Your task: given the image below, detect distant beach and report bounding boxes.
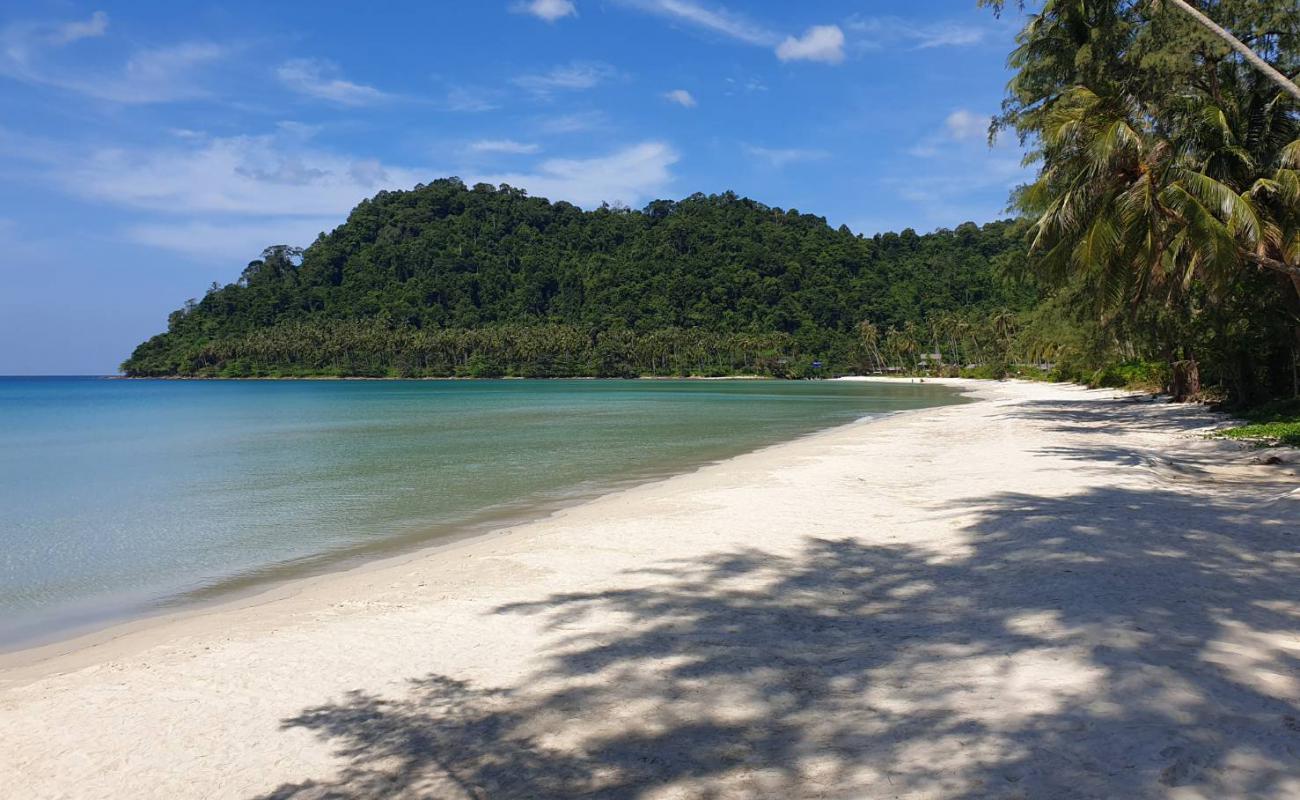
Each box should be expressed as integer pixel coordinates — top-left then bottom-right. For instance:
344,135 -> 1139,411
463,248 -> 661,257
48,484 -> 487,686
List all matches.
2,378 -> 1296,798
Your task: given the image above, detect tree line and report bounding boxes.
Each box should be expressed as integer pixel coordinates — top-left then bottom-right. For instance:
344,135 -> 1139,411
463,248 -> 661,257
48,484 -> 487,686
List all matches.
122,187 -> 1033,379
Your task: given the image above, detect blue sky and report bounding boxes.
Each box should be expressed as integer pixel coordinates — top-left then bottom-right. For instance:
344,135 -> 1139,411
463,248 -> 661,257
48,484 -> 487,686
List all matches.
0,0 -> 1032,374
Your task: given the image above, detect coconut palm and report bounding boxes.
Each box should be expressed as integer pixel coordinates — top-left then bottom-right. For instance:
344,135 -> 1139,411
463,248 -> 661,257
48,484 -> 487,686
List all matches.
1016,80 -> 1300,397
856,321 -> 885,373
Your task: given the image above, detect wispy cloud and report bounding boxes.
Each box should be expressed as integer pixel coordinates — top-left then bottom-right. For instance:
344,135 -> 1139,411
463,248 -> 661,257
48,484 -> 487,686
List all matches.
511,0 -> 577,22
534,110 -> 609,134
468,139 -> 541,154
12,130 -> 430,261
277,58 -> 390,106
881,155 -> 1024,228
723,75 -> 767,94
58,133 -> 421,217
126,217 -> 341,262
8,126 -> 678,258
664,88 -> 696,107
744,145 -> 830,168
907,108 -> 998,157
50,10 -> 109,45
513,61 -> 617,95
615,0 -> 777,46
0,12 -> 227,104
442,84 -> 501,113
944,109 -> 990,141
776,25 -> 845,64
877,107 -> 1027,231
847,16 -> 989,50
476,141 -> 678,208
613,2 -> 844,64
0,10 -> 109,59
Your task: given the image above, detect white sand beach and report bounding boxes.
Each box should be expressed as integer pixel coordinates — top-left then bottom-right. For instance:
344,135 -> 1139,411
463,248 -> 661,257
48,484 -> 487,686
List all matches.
1,378 -> 1297,799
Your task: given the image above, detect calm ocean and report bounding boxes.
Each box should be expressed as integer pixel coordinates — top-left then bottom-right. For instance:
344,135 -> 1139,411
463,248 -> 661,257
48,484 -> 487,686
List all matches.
0,377 -> 961,647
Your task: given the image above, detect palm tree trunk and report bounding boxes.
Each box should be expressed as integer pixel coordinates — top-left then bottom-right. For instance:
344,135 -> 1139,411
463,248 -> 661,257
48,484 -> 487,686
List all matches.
1163,0 -> 1300,102
1170,345 -> 1202,402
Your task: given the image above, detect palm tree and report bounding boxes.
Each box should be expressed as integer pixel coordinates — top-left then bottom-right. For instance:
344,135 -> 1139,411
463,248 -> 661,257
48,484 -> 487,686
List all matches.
856,321 -> 885,373
1017,83 -> 1297,397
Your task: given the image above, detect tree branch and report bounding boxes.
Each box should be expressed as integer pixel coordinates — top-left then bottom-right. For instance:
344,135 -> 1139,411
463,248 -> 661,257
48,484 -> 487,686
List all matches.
1243,252 -> 1300,279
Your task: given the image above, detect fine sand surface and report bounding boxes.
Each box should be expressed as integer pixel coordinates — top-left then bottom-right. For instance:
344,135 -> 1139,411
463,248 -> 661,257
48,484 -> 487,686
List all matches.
2,379 -> 1298,799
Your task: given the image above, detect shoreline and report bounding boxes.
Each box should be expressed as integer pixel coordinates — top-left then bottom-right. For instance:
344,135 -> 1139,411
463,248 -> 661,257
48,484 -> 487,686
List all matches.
0,383 -> 966,678
108,374 -> 806,381
3,378 -> 1297,798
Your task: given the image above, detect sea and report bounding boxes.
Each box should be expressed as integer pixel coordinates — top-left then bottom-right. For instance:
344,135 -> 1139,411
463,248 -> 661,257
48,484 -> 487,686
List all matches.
0,377 -> 962,648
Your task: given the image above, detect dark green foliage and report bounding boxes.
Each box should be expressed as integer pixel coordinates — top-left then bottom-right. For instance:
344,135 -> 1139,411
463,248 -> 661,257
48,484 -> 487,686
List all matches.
1213,397 -> 1300,447
122,181 -> 1031,378
1088,361 -> 1169,391
982,0 -> 1300,405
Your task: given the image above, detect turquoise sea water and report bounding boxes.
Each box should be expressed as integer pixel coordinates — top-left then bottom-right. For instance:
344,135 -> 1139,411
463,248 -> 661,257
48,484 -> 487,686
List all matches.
0,377 -> 961,648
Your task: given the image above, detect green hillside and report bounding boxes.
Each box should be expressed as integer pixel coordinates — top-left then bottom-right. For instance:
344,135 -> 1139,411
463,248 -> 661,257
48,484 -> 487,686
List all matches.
123,179 -> 1031,378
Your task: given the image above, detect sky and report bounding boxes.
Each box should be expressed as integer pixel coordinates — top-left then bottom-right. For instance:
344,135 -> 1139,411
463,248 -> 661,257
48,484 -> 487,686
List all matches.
0,0 -> 1033,374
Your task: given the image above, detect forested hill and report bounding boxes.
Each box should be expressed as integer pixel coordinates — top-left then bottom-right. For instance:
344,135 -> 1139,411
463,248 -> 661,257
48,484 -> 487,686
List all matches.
123,179 -> 1031,378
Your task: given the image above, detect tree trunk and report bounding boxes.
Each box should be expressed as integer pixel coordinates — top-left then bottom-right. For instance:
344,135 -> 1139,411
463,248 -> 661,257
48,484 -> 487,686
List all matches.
1163,0 -> 1300,102
1170,358 -> 1201,402
1294,325 -> 1300,399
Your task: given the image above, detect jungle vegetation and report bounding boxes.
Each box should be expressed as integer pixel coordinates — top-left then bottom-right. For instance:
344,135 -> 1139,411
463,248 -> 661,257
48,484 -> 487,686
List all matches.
121,187 -> 1037,379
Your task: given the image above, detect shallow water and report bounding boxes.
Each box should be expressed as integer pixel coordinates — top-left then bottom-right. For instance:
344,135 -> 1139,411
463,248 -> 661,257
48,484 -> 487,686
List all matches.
0,377 -> 961,647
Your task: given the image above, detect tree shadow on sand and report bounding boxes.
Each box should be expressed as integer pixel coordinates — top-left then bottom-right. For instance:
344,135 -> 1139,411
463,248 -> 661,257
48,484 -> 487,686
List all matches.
258,462 -> 1300,798
1002,396 -> 1224,439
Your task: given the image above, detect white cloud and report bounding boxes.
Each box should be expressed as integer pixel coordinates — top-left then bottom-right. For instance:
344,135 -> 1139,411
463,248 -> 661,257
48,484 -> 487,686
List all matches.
11,131 -> 429,261
59,133 -> 423,217
512,0 -> 577,22
277,58 -> 390,106
615,3 -> 857,65
664,88 -> 696,107
846,16 -> 988,50
0,11 -> 227,104
513,61 -> 616,94
744,145 -> 830,168
776,25 -> 845,64
469,139 -> 541,154
476,141 -> 678,208
907,109 -> 999,157
11,127 -> 678,257
616,0 -> 777,45
945,109 -> 989,141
